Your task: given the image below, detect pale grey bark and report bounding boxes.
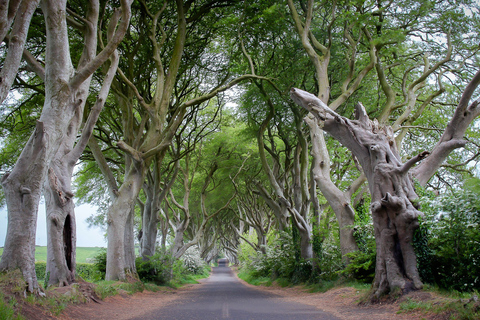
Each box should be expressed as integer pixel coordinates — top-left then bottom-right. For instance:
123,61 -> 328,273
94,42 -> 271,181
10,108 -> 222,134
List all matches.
0,0 -> 76,293
105,163 -> 144,280
43,1 -> 127,286
304,115 -> 363,260
139,157 -> 178,259
0,0 -> 131,291
0,0 -> 40,103
292,88 -> 426,298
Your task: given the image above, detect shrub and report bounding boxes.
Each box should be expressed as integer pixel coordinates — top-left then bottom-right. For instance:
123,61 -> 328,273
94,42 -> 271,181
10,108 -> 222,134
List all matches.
181,246 -> 207,275
239,228 -> 344,285
76,263 -> 102,282
35,262 -> 47,282
341,197 -> 376,283
92,249 -> 107,280
316,232 -> 343,281
341,248 -> 375,283
135,251 -> 174,285
419,179 -> 480,292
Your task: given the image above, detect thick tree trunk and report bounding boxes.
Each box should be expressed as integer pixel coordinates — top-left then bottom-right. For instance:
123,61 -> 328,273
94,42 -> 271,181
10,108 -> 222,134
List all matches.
171,221 -> 187,259
292,88 -> 425,298
124,206 -> 137,274
106,164 -> 144,281
299,226 -> 313,259
44,167 -> 76,287
0,123 -> 48,293
140,197 -> 159,258
0,0 -> 75,292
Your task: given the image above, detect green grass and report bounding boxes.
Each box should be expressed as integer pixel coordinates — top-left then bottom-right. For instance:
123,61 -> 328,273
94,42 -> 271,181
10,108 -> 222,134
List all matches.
237,270 -> 273,286
0,246 -> 105,264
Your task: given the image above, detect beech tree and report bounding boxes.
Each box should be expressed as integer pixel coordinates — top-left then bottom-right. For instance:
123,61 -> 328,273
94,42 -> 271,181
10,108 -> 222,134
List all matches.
86,0 -> 268,280
0,0 -> 132,292
291,68 -> 480,297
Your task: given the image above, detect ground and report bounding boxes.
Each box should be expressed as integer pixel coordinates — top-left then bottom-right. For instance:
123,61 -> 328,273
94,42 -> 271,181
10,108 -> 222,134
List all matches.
2,270 -> 477,320
57,273 -> 451,320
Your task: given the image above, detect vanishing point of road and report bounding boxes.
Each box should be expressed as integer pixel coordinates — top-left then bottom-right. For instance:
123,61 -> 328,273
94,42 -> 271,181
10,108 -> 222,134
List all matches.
132,265 -> 340,320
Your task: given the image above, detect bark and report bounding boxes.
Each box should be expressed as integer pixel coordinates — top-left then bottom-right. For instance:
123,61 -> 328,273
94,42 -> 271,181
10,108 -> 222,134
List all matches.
44,165 -> 76,287
139,195 -> 158,258
0,0 -> 40,104
0,122 -> 47,293
44,4 -> 124,285
124,205 -> 136,275
292,88 -> 426,298
140,157 -> 178,259
105,163 -> 144,281
304,115 -> 362,260
0,0 -> 130,291
0,0 -> 75,293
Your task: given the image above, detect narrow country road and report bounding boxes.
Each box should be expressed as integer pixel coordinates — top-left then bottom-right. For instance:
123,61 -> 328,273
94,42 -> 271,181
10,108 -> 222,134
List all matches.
132,266 -> 340,320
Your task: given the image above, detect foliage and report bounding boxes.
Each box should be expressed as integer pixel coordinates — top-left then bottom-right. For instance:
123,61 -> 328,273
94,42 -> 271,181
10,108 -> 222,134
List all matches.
418,178 -> 480,292
76,263 -> 102,282
314,232 -> 344,281
181,246 -> 208,275
135,251 -> 175,285
35,262 -> 47,282
239,230 -> 343,285
341,249 -> 376,283
92,249 -> 107,280
340,198 -> 376,283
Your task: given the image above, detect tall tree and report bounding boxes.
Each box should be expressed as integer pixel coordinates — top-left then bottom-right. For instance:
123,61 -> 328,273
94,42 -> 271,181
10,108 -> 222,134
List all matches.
291,66 -> 480,297
0,0 -> 132,292
97,0 -> 266,280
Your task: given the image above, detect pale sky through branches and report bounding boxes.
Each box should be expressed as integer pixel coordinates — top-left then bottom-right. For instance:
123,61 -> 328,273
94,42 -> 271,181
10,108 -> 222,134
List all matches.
0,201 -> 107,248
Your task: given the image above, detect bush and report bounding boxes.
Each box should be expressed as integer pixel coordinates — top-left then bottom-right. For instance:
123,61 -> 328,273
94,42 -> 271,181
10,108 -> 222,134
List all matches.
419,179 -> 480,292
181,246 -> 207,275
76,263 -> 102,282
341,197 -> 376,283
135,251 -> 174,285
92,249 -> 107,280
239,228 -> 343,285
341,248 -> 375,283
35,262 -> 47,282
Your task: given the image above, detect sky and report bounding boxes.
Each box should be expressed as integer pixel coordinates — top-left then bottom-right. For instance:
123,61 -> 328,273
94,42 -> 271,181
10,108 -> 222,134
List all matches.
0,200 -> 107,248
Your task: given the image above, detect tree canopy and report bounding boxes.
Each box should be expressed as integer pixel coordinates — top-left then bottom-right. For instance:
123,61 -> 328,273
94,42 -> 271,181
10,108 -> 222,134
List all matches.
1,0 -> 480,298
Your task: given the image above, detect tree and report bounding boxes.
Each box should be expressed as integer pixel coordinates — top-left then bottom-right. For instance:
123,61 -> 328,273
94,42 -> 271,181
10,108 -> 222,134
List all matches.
97,0 -> 266,280
291,66 -> 480,297
0,0 -> 132,292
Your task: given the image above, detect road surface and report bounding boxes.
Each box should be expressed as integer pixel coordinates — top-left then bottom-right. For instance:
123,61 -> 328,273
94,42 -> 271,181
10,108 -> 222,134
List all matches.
132,266 -> 340,320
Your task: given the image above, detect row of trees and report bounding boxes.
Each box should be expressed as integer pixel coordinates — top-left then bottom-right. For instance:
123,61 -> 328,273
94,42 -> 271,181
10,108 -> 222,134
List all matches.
1,0 -> 479,299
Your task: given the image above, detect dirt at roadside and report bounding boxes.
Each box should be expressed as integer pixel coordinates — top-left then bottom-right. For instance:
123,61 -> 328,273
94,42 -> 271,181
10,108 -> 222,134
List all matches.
8,273 -> 457,320
58,287 -> 184,320
236,279 -> 443,320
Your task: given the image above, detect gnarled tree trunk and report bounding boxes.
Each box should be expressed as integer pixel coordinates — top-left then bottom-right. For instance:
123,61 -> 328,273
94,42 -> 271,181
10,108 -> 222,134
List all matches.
44,165 -> 76,287
292,88 -> 426,298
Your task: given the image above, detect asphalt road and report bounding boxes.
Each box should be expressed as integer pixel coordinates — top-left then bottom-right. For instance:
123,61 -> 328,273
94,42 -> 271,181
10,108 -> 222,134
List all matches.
133,266 -> 340,320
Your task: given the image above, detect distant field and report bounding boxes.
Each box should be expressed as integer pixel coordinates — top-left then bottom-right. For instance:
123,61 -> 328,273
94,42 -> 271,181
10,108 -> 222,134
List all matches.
0,246 -> 105,264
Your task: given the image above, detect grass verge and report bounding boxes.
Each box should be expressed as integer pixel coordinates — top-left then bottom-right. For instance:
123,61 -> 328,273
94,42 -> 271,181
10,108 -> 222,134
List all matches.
0,266 -> 211,319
